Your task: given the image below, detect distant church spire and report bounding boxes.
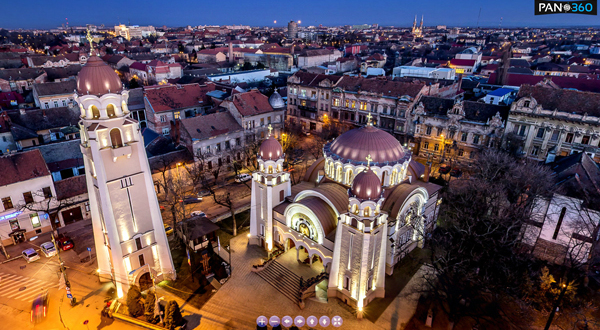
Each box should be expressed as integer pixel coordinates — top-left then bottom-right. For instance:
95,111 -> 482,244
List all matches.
420,15 -> 424,29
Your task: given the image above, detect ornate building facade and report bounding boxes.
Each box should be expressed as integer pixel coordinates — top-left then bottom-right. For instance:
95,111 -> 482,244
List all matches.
249,121 -> 441,317
77,55 -> 175,298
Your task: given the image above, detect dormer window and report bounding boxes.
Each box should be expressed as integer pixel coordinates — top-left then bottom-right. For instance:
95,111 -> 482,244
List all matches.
523,100 -> 530,108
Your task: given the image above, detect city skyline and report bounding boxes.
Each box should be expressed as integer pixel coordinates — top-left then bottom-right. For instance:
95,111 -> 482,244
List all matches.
3,0 -> 600,30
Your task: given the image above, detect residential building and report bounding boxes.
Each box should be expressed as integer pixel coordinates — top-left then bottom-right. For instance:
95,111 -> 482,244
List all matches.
505,82 -> 600,162
32,80 -> 77,109
0,68 -> 46,93
221,89 -> 286,143
143,83 -> 216,135
76,55 -> 175,297
297,49 -> 343,69
0,149 -> 55,246
146,60 -> 182,84
392,66 -> 455,80
53,175 -> 91,227
179,111 -> 245,168
521,153 -> 600,265
448,59 -> 477,75
413,97 -> 509,162
482,88 -> 515,105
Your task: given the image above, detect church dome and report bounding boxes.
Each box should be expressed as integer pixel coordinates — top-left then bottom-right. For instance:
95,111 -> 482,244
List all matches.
268,90 -> 285,109
77,55 -> 123,96
351,168 -> 382,200
259,136 -> 283,160
328,125 -> 406,164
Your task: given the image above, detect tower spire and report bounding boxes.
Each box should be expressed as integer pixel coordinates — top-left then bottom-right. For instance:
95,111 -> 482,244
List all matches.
413,15 -> 417,30
420,15 -> 423,29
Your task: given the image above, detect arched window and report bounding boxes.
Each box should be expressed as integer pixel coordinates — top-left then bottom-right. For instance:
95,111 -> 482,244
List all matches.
91,106 -> 100,119
351,218 -> 358,228
391,170 -> 397,185
346,169 -> 353,185
107,104 -> 116,118
110,128 -> 123,148
364,207 -> 371,217
336,166 -> 342,182
352,204 -> 359,214
268,165 -> 273,174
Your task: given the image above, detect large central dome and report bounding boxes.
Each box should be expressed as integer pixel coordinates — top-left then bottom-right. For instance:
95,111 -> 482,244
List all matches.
327,125 -> 406,164
77,55 -> 123,96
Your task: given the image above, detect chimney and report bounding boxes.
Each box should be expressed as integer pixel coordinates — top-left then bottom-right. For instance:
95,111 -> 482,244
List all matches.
228,42 -> 234,63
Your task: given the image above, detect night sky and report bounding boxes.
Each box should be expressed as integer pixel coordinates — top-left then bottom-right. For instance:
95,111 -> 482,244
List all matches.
2,0 -> 600,29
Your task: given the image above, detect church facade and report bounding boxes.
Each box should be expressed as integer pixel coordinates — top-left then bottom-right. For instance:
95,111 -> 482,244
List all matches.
249,120 -> 441,317
76,53 -> 175,298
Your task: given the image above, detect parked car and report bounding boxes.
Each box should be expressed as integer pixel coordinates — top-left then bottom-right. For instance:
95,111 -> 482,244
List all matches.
23,248 -> 40,263
181,194 -> 202,204
163,224 -> 173,236
439,164 -> 451,174
291,157 -> 303,165
40,242 -> 57,257
197,190 -> 211,197
450,167 -> 462,178
30,291 -> 49,323
56,235 -> 74,251
191,210 -> 206,217
235,173 -> 252,183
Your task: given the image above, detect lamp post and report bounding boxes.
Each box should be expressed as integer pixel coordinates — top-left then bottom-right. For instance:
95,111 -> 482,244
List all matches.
544,283 -> 568,330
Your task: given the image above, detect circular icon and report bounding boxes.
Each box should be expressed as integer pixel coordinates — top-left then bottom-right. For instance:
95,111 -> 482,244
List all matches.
563,4 -> 571,11
294,315 -> 306,327
307,315 -> 318,327
281,316 -> 294,327
269,315 -> 280,327
256,315 -> 268,327
319,315 -> 331,327
331,315 -> 343,327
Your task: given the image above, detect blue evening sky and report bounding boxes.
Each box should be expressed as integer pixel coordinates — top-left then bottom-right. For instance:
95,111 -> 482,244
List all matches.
2,0 -> 599,29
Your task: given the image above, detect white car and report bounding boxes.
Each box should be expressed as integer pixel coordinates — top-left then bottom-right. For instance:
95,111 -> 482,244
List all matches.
40,242 -> 57,257
235,173 -> 252,183
22,248 -> 40,263
191,210 -> 206,217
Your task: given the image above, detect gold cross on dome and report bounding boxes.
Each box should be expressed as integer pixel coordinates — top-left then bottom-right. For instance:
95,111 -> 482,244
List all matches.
366,154 -> 373,167
366,112 -> 373,125
267,124 -> 273,136
86,29 -> 94,55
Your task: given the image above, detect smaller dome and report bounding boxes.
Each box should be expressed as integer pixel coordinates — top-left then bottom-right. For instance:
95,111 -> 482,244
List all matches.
77,55 -> 123,96
259,136 -> 283,160
268,90 -> 285,109
351,168 -> 382,200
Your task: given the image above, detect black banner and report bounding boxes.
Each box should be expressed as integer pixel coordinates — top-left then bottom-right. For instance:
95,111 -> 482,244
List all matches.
535,0 -> 597,15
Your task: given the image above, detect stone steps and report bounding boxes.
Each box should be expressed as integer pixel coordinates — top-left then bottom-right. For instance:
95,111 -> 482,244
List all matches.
255,260 -> 301,304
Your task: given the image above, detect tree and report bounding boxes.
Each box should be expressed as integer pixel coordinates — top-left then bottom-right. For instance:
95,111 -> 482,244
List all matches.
152,154 -> 190,231
144,290 -> 157,323
17,189 -> 83,232
129,78 -> 140,89
164,300 -> 183,330
418,150 -> 557,328
126,285 -> 144,317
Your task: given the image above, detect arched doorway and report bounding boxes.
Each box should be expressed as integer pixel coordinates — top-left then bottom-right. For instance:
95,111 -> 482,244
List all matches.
139,272 -> 152,291
110,128 -> 123,148
286,238 -> 295,251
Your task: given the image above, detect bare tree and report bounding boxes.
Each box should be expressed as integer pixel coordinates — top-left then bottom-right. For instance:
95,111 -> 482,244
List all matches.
152,154 -> 190,230
17,189 -> 83,233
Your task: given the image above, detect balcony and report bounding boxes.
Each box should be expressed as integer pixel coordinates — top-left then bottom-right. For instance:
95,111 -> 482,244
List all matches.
298,94 -> 308,100
298,105 -> 317,112
111,144 -> 133,161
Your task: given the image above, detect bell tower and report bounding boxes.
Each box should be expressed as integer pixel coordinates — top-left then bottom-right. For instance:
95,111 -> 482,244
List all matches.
249,125 -> 292,252
77,55 -> 175,298
328,156 -> 388,319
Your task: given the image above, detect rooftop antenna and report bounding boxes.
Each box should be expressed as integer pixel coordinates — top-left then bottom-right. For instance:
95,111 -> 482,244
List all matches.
476,8 -> 481,29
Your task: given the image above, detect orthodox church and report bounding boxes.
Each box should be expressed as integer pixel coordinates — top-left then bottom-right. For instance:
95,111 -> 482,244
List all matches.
249,118 -> 441,317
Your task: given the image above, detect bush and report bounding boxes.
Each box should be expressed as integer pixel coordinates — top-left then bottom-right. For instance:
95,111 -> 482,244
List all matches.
144,291 -> 157,323
126,285 -> 144,317
164,300 -> 183,330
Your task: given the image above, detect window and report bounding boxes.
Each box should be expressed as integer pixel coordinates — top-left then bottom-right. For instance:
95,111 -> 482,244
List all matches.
437,128 -> 442,137
138,254 -> 145,267
160,115 -> 167,123
345,99 -> 349,108
351,100 -> 356,108
216,143 -> 222,152
42,187 -> 52,199
458,149 -> 464,157
267,116 -> 271,124
54,101 -> 59,108
565,133 -> 574,143
553,207 -> 567,240
359,102 -> 367,110
473,134 -> 480,144
280,190 -> 284,202
260,118 -> 264,126
333,98 -> 340,106
174,111 -> 180,119
2,197 -> 13,210
236,137 -> 241,146
62,100 -> 67,107
30,214 -> 41,228
162,127 -> 170,135
225,141 -> 231,150
85,202 -> 90,212
9,219 -> 19,231
448,131 -> 455,139
23,192 -> 34,204
461,132 -> 468,142
434,144 -> 439,151
582,135 -> 591,145
135,237 -> 142,250
550,130 -> 560,142
91,106 -> 100,119
326,93 -> 329,100
344,276 -> 350,290
518,125 -> 527,136
399,110 -> 405,118
110,128 -> 123,148
44,102 -> 49,109
523,100 -> 530,107
536,128 -> 545,139
106,104 -> 116,118
301,89 -> 306,97
531,146 -> 540,156
311,91 -> 316,98
426,126 -> 432,135
423,142 -> 429,150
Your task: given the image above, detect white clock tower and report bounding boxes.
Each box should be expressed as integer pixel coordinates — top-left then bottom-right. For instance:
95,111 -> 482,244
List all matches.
76,54 -> 175,298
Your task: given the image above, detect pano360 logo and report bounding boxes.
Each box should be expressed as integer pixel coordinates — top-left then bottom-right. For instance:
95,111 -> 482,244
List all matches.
535,0 -> 597,14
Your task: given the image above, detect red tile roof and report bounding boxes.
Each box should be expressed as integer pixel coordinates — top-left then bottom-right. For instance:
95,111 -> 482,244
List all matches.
54,175 -> 87,200
449,59 -> 476,66
180,111 -> 242,140
231,89 -> 274,116
0,149 -> 50,186
145,83 -> 216,112
489,73 -> 600,93
518,84 -> 600,116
